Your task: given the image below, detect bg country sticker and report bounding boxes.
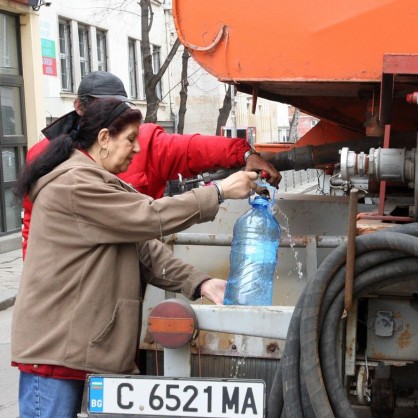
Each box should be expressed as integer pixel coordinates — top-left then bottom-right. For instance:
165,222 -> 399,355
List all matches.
89,377 -> 104,412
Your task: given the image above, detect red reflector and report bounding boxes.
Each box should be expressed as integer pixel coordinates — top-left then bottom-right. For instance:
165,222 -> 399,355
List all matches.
148,299 -> 198,349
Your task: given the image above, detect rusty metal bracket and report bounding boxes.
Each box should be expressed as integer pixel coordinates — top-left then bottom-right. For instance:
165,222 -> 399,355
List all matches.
345,188 -> 358,312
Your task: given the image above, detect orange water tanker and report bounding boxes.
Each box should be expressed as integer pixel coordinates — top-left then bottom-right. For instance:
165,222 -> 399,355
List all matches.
173,0 -> 418,142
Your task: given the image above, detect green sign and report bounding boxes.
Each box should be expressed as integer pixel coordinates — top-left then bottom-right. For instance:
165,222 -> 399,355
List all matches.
41,38 -> 56,58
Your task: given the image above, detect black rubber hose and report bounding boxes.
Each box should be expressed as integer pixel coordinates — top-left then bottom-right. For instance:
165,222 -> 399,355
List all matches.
318,250 -> 413,402
281,291 -> 305,417
267,223 -> 418,418
260,133 -> 417,172
314,251 -> 410,418
267,361 -> 286,418
300,231 -> 418,417
261,137 -> 383,171
321,257 -> 418,418
268,245 -> 400,418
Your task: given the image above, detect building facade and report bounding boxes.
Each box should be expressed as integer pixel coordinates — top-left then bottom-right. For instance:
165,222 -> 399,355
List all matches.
37,0 -> 297,141
0,0 -> 318,239
38,0 -> 174,130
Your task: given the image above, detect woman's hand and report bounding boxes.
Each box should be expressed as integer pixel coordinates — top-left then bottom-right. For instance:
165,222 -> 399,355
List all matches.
200,278 -> 226,305
245,153 -> 281,188
220,170 -> 266,199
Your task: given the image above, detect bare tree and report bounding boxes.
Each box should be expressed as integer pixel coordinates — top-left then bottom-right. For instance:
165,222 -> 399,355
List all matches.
216,85 -> 233,135
177,47 -> 190,134
140,0 -> 181,123
97,1 -> 232,131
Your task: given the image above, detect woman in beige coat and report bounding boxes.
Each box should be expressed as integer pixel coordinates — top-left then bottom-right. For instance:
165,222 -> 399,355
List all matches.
12,98 -> 263,418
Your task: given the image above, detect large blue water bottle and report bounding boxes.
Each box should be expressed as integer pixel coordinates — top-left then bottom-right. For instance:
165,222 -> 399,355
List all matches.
224,190 -> 281,305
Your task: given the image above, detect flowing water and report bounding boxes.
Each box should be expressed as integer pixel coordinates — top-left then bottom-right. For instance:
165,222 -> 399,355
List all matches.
230,337 -> 249,378
272,202 -> 304,280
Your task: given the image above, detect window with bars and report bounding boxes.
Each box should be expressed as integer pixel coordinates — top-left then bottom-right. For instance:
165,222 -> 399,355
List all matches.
140,42 -> 146,100
0,13 -> 19,75
58,19 -> 108,93
152,45 -> 162,99
128,38 -> 138,99
96,30 -> 107,72
59,19 -> 73,92
78,25 -> 91,79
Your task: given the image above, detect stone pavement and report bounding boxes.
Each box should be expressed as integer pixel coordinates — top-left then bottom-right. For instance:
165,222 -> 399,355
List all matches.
0,234 -> 22,311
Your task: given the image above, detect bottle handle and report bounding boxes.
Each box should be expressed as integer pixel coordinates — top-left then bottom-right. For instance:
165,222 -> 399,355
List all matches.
248,182 -> 276,204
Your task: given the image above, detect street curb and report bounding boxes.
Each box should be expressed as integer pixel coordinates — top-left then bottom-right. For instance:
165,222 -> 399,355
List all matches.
0,233 -> 21,254
0,296 -> 16,311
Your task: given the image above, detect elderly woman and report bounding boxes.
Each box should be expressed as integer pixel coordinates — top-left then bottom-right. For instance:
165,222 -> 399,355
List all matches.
12,98 -> 262,418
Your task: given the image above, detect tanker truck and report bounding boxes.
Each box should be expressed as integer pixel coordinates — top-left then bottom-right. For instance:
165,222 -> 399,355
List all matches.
78,1 -> 418,417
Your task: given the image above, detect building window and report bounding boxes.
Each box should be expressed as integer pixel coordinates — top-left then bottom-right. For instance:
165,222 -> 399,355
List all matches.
0,13 -> 19,76
96,29 -> 107,72
0,12 -> 26,235
152,45 -> 162,99
78,25 -> 91,79
140,42 -> 146,100
59,19 -> 108,92
59,19 -> 73,92
128,38 -> 138,99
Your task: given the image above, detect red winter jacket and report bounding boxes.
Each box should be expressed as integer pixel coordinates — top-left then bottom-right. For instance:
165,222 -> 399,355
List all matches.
22,116 -> 250,258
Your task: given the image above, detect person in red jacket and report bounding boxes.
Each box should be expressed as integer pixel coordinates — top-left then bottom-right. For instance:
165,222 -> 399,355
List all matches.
22,71 -> 281,258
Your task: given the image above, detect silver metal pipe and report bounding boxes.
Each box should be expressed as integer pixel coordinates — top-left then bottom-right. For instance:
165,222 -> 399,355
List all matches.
163,233 -> 347,248
192,305 -> 294,339
340,146 -> 416,184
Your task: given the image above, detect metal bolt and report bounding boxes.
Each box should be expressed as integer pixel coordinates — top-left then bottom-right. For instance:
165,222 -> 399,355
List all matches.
267,342 -> 279,353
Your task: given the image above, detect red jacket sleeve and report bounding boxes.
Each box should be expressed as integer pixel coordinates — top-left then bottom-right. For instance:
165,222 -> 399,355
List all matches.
117,123 -> 251,198
22,138 -> 50,259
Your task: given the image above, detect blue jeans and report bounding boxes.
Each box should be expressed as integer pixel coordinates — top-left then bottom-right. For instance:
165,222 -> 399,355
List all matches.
19,372 -> 85,418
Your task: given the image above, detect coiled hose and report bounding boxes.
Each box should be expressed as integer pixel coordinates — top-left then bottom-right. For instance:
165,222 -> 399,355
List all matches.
267,223 -> 418,418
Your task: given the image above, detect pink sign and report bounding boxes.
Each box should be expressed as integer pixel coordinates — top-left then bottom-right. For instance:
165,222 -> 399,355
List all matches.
42,56 -> 57,76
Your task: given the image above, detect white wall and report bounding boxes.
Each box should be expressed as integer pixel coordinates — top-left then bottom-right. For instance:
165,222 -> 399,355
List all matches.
39,0 -> 172,124
170,53 -> 226,135
229,93 -> 289,143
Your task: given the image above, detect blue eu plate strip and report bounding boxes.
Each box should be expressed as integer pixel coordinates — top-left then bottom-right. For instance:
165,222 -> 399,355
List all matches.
89,377 -> 104,412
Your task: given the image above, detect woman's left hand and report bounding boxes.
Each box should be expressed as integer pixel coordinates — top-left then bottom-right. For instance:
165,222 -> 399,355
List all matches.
200,278 -> 226,305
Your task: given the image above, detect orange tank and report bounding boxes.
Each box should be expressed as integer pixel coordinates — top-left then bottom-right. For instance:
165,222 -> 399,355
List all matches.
173,0 -> 418,140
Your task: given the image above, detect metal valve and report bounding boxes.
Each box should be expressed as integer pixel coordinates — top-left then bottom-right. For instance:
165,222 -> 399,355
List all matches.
177,168 -> 271,194
177,168 -> 238,193
260,170 -> 270,180
340,146 -> 416,185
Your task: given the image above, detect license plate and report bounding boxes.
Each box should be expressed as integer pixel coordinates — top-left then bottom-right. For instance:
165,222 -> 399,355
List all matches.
88,375 -> 265,417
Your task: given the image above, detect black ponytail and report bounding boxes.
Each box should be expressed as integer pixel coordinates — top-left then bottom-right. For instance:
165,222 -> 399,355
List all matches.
15,134 -> 75,198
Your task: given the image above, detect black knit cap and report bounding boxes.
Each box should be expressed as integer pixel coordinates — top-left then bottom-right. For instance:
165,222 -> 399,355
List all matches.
77,71 -> 128,101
